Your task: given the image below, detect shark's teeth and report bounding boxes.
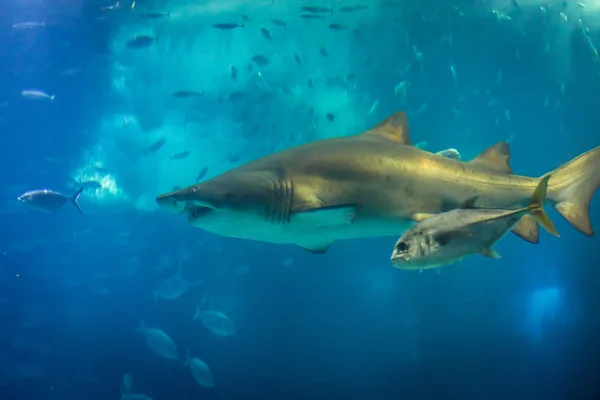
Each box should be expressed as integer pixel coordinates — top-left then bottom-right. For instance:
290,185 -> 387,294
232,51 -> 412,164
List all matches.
187,206 -> 212,221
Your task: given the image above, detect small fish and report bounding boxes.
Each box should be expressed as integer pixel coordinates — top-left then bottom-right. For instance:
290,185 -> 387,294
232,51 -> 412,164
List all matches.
485,98 -> 500,107
213,23 -> 244,30
339,4 -> 369,12
144,138 -> 166,156
449,62 -> 457,88
228,92 -> 246,101
184,350 -> 215,388
270,19 -> 287,26
301,6 -> 331,13
260,27 -> 273,41
300,14 -> 326,20
126,35 -> 158,49
101,2 -> 122,11
293,53 -> 301,65
307,78 -> 314,88
171,151 -> 190,160
251,54 -> 269,66
152,263 -> 202,301
12,21 -> 45,29
319,46 -> 328,57
194,308 -> 236,337
21,90 -> 55,101
18,188 -> 83,214
230,66 -> 238,81
391,176 -> 558,270
326,113 -> 335,122
368,100 -> 379,115
196,167 -> 208,182
435,148 -> 461,160
141,12 -> 169,19
172,91 -> 203,98
328,23 -> 347,30
136,320 -> 178,360
242,15 -> 250,22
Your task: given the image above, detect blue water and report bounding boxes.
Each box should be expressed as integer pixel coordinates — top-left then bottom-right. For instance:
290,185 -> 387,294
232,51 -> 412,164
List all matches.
1,0 -> 599,399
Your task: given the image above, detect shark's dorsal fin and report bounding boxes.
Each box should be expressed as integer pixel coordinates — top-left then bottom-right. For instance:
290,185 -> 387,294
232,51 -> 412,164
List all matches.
365,111 -> 412,145
468,142 -> 513,174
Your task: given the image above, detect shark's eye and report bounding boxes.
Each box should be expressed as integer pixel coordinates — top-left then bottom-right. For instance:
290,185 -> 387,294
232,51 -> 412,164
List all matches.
190,187 -> 197,193
396,241 -> 409,252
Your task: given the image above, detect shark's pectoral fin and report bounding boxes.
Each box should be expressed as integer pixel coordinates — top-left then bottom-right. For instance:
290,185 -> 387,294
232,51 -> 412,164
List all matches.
293,204 -> 359,228
481,248 -> 501,259
511,215 -> 540,244
297,241 -> 333,254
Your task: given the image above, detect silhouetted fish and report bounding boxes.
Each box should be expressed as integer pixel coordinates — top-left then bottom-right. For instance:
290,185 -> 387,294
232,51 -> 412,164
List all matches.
251,55 -> 269,66
126,35 -> 158,49
213,23 -> 243,30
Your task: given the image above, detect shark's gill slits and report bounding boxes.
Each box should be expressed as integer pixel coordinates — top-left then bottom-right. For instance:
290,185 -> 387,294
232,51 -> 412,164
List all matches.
266,180 -> 294,225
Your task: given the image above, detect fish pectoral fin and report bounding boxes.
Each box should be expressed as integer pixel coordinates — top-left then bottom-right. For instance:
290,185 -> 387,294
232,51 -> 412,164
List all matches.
481,248 -> 501,259
293,204 -> 359,228
512,215 -> 540,244
297,240 -> 333,254
412,213 -> 436,222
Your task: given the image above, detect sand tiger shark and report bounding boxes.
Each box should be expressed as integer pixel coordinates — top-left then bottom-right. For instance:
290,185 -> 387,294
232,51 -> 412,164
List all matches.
156,111 -> 600,253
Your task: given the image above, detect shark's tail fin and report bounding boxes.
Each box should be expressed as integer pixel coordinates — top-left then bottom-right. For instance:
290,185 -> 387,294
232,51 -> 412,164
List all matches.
71,188 -> 83,215
545,145 -> 600,236
527,175 -> 559,237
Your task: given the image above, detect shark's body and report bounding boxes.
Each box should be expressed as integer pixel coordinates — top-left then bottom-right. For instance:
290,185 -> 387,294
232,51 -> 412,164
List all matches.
157,112 -> 600,253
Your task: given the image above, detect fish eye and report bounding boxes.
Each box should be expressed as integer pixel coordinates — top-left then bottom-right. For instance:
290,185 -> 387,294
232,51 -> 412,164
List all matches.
396,241 -> 409,252
190,187 -> 197,193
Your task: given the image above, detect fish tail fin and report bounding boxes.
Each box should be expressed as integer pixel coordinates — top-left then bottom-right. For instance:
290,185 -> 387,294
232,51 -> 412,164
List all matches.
545,145 -> 600,236
50,95 -> 55,101
71,187 -> 83,215
528,175 -> 559,237
241,23 -> 245,29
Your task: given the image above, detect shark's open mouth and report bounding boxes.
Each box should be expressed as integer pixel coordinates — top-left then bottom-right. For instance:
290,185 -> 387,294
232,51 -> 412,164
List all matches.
187,205 -> 213,221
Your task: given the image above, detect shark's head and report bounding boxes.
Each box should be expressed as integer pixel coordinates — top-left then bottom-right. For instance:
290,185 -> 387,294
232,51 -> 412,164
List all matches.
156,168 -> 282,238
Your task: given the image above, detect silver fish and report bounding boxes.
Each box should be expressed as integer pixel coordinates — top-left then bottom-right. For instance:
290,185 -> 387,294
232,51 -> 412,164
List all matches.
21,90 -> 55,100
391,176 -> 558,270
18,188 -> 83,214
